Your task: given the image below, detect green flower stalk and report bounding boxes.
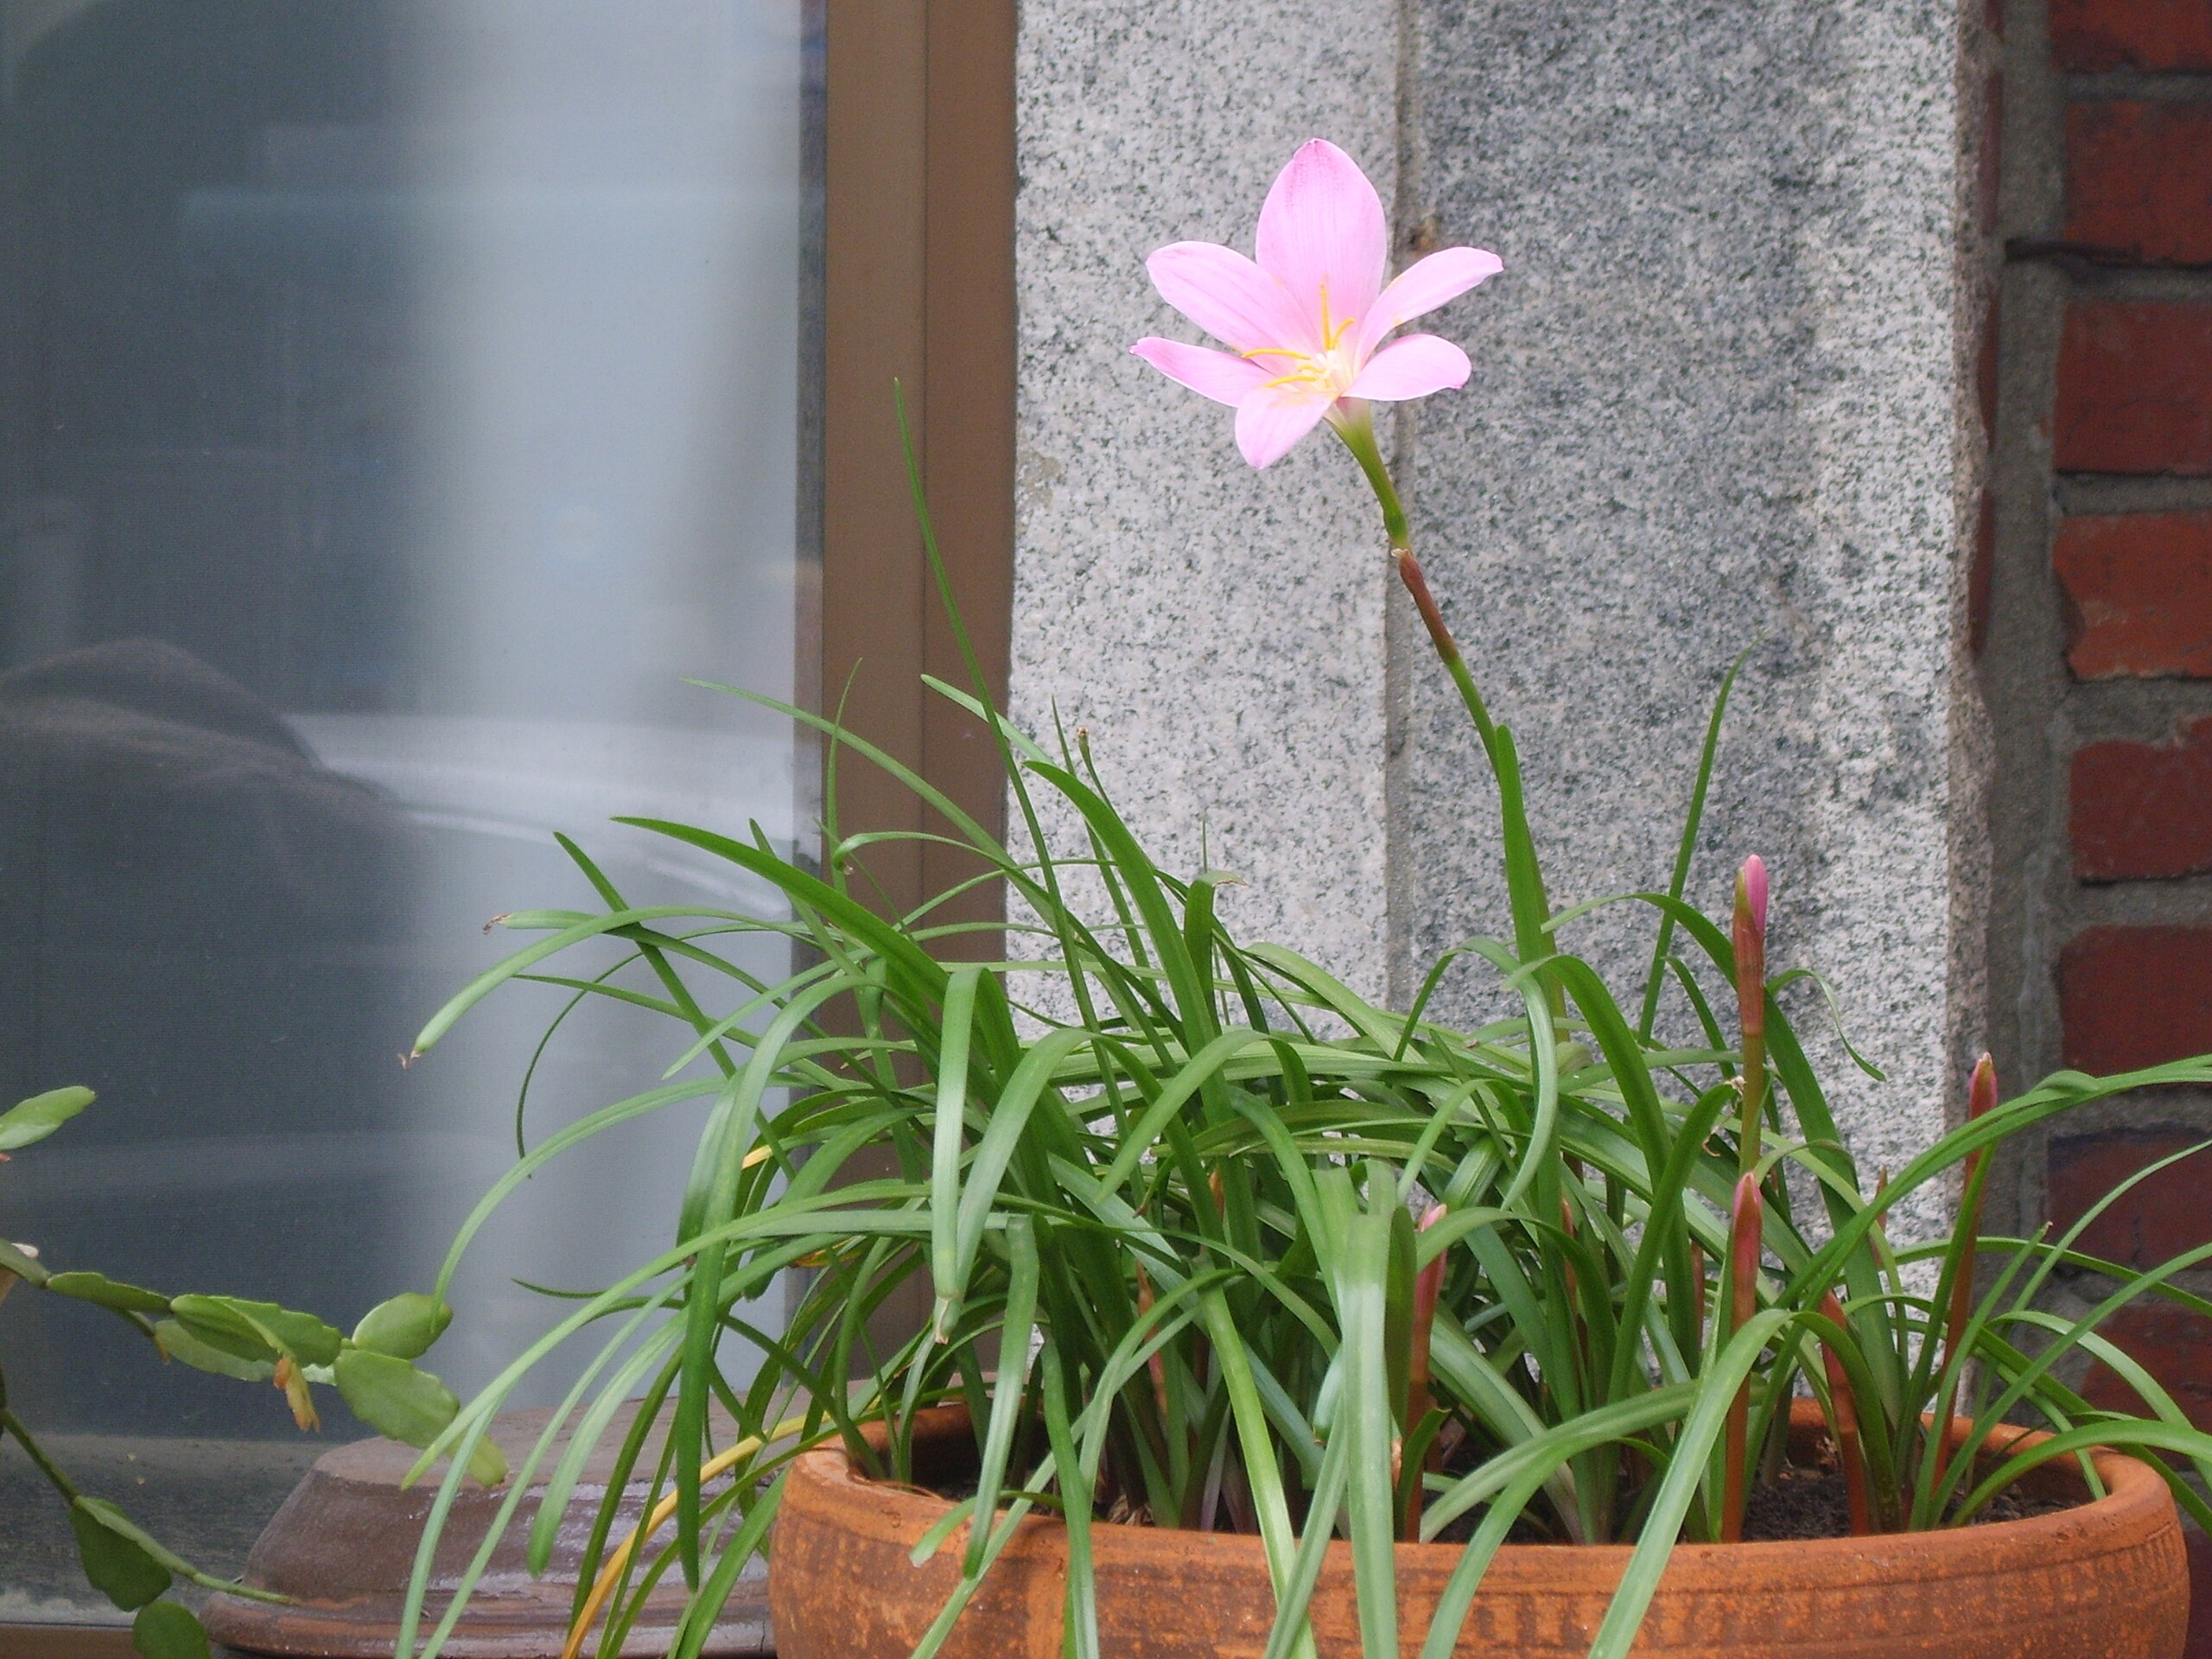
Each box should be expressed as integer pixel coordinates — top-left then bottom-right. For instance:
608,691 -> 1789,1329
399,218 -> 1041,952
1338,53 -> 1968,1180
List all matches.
1817,1292 -> 1875,1536
1929,1052 -> 1999,1495
1720,1172 -> 1764,1543
1337,408 -> 1557,972
1402,1201 -> 1450,1541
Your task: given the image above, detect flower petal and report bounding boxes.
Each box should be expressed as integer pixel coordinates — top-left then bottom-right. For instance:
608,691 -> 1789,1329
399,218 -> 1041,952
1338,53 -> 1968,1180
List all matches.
1147,242 -> 1314,355
1354,246 -> 1503,359
1344,334 -> 1471,402
1255,139 -> 1389,335
1130,338 -> 1272,406
1233,386 -> 1333,469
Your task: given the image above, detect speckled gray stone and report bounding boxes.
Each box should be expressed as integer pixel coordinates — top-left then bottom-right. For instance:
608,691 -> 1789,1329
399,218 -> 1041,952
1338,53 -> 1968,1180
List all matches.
1012,0 -> 1984,1224
1400,0 -> 1980,1236
1011,0 -> 1400,998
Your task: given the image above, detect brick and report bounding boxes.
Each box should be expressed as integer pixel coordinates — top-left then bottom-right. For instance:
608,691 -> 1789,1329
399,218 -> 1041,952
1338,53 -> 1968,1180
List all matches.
2052,0 -> 2212,70
2059,925 -> 2212,1072
2082,1303 -> 2212,1431
2049,1131 -> 2212,1265
2056,513 -> 2212,678
2056,303 -> 2212,474
2085,1305 -> 2212,1659
2066,104 -> 2212,265
2075,717 -> 2212,879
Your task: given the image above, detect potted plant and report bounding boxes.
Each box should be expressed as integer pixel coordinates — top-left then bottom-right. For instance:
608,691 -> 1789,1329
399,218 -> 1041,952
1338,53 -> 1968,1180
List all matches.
393,141 -> 2212,1659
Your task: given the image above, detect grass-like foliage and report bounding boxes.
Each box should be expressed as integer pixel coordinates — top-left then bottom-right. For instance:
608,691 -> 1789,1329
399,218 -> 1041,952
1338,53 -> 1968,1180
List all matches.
394,429 -> 2212,1659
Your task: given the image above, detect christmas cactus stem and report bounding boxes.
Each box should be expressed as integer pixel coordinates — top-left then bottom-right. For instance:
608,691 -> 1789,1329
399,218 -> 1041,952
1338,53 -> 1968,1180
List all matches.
1817,1293 -> 1875,1536
1720,1173 -> 1764,1542
1929,1053 -> 1999,1496
1732,856 -> 1769,1181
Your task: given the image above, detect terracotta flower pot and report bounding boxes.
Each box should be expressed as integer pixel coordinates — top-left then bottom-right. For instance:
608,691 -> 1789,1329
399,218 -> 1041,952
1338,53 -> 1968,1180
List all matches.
768,1401 -> 2188,1658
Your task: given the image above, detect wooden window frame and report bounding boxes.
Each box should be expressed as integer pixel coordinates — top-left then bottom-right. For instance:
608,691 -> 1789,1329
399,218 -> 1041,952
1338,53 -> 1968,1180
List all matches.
818,0 -> 1015,931
5,0 -> 1013,1650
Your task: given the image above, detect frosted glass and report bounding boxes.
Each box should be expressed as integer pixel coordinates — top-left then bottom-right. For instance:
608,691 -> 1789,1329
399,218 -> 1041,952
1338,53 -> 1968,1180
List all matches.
0,0 -> 813,1618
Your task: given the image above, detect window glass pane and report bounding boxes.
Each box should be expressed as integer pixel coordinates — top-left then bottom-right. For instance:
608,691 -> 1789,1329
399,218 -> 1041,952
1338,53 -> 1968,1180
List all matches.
0,0 -> 815,1619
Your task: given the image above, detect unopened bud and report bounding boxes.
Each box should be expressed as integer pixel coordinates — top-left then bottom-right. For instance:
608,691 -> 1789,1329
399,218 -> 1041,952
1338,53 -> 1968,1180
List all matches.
1732,856 -> 1768,1041
1967,1052 -> 1997,1122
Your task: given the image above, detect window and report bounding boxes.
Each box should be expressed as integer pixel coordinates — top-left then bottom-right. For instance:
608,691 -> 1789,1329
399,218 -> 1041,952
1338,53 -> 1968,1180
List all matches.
0,0 -> 1009,1645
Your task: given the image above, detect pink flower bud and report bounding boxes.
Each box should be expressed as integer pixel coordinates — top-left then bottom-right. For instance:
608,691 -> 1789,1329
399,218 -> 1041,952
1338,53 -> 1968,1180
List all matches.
1968,1051 -> 1997,1121
1735,855 -> 1768,945
1732,857 -> 1768,1045
1727,1173 -> 1764,1329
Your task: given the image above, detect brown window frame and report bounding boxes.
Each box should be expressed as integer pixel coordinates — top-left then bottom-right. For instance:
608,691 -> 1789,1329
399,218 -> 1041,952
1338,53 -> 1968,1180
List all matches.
819,0 -> 1015,931
3,0 -> 1012,1649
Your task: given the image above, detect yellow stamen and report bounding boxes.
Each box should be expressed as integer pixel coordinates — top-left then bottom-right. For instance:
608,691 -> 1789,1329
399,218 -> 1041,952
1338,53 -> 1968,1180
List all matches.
1236,278 -> 1363,396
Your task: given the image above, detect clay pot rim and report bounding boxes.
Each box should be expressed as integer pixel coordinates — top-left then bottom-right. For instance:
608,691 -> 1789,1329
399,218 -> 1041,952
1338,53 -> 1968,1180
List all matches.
791,1398 -> 2177,1575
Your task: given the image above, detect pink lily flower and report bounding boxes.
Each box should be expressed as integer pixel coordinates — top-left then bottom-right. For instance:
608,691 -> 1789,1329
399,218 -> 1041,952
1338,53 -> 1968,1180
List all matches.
1132,139 -> 1503,468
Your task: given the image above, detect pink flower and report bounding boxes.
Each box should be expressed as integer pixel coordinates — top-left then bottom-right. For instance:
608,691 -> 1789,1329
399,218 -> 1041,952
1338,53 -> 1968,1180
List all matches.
1131,139 -> 1503,468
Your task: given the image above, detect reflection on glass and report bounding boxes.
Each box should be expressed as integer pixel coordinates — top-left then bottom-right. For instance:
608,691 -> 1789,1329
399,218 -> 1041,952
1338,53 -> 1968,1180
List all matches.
0,0 -> 813,1617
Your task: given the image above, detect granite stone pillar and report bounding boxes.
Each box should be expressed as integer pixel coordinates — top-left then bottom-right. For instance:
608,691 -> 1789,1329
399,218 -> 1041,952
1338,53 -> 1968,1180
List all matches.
1010,0 -> 1401,995
1012,1 -> 1986,1226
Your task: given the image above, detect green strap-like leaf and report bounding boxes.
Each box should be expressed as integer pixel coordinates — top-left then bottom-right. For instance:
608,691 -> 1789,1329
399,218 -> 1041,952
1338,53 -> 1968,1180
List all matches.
964,1215 -> 1041,1577
949,1030 -> 1089,1299
1584,1310 -> 1795,1659
929,963 -> 987,1335
1039,1344 -> 1098,1659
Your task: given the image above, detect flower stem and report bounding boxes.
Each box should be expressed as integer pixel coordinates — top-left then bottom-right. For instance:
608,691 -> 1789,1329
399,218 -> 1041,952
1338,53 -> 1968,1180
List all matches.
1335,407 -> 1550,967
1732,873 -> 1767,1184
1335,408 -> 1493,729
1402,1204 -> 1448,1541
1929,1053 -> 1998,1499
1720,1173 -> 1763,1542
1816,1294 -> 1875,1535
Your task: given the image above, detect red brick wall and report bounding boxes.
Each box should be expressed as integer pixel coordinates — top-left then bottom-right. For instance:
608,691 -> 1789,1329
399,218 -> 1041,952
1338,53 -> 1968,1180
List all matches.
1996,2 -> 2212,1643
2043,2 -> 2212,1076
2050,0 -> 2212,72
